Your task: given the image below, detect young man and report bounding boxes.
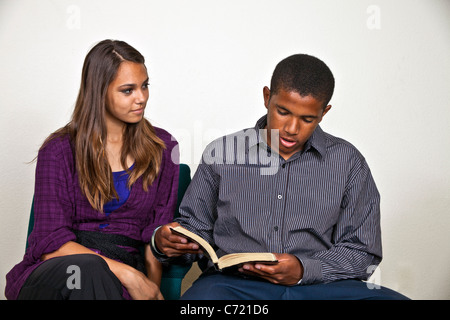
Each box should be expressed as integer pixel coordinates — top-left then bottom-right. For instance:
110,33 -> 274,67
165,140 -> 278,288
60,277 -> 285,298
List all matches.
152,54 -> 409,299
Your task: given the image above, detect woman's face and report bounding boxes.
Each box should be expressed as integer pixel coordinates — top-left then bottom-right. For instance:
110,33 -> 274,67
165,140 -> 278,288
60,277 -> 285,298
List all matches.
105,61 -> 149,128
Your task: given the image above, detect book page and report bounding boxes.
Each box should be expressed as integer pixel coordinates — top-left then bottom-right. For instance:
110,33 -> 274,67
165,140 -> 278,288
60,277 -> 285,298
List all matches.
218,252 -> 277,270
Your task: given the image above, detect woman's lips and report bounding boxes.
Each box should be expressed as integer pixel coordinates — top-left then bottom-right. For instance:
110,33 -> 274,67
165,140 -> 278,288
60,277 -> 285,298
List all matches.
280,136 -> 297,148
131,108 -> 144,114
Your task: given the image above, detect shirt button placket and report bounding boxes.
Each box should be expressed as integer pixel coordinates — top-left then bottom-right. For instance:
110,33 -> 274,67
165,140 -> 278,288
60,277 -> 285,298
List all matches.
270,162 -> 288,253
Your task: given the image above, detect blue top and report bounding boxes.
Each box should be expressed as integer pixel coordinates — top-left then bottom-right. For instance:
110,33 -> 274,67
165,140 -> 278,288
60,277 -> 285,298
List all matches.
100,164 -> 134,228
104,164 -> 134,214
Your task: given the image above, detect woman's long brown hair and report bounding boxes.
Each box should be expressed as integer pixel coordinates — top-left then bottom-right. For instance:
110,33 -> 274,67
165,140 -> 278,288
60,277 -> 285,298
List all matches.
42,40 -> 165,212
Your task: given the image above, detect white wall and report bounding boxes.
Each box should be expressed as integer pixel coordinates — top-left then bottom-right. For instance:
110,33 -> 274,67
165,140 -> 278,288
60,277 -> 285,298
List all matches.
1,0 -> 449,300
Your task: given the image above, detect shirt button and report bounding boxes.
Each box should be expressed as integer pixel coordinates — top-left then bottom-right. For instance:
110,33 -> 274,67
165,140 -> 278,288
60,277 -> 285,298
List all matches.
277,194 -> 282,200
274,226 -> 279,231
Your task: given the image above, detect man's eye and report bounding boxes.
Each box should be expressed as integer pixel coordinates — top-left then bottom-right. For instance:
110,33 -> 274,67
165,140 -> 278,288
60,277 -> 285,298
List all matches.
277,109 -> 288,116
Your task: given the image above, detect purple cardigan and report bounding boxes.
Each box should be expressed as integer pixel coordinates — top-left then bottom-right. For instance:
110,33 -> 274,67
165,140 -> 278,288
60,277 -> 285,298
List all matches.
5,127 -> 179,300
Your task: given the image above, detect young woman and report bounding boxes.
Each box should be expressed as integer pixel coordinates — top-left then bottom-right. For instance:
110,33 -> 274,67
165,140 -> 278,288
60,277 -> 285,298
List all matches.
5,40 -> 179,300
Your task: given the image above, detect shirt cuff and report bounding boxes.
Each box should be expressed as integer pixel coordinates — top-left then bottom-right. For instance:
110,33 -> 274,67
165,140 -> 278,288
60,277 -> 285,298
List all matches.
296,257 -> 323,285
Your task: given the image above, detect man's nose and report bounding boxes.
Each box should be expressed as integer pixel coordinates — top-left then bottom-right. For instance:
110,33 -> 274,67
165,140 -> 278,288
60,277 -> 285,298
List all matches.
284,117 -> 300,135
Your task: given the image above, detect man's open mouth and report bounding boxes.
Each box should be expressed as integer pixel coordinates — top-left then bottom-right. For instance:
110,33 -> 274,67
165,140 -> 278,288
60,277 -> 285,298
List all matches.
280,136 -> 297,148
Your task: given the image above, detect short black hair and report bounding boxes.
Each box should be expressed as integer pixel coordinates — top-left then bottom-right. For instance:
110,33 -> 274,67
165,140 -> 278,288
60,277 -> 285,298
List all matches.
270,54 -> 335,108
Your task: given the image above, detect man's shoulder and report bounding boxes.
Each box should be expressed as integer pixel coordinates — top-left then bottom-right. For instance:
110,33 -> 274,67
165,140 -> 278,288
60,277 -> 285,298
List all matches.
199,126 -> 263,167
322,130 -> 366,161
323,130 -> 357,149
205,127 -> 260,146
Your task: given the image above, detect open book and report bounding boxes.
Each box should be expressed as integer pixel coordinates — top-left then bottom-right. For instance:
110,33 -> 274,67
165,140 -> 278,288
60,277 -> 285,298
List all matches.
170,226 -> 278,271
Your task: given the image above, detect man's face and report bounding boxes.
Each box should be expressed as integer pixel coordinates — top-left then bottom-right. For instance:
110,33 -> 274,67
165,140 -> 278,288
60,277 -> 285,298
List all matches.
263,86 -> 331,160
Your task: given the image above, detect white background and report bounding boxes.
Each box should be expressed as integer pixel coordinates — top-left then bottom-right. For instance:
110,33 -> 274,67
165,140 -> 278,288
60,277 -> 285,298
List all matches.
1,0 -> 449,300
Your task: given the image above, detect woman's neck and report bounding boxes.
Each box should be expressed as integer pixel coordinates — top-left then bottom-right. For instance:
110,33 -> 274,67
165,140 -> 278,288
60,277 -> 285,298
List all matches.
104,118 -> 133,172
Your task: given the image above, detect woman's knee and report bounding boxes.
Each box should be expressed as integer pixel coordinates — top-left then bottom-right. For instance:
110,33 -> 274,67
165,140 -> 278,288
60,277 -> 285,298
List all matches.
72,254 -> 109,271
60,254 -> 124,299
19,254 -> 117,299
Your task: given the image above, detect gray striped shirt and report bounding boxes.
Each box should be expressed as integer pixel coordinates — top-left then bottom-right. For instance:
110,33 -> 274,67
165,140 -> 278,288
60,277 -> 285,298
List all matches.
176,115 -> 382,285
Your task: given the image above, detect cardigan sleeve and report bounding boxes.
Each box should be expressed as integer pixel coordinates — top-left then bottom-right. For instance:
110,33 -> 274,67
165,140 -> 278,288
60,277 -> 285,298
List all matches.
140,129 -> 180,243
26,136 -> 77,261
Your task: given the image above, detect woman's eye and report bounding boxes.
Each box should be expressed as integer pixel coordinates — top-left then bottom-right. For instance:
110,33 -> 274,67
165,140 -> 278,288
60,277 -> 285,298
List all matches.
122,89 -> 132,94
142,83 -> 149,89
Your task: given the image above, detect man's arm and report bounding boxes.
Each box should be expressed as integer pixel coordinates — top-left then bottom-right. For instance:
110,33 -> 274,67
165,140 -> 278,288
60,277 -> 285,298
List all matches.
241,157 -> 381,286
298,157 -> 382,285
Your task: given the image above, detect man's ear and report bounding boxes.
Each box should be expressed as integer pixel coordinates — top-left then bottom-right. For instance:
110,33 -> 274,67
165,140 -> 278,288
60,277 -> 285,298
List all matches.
263,86 -> 271,109
319,105 -> 332,122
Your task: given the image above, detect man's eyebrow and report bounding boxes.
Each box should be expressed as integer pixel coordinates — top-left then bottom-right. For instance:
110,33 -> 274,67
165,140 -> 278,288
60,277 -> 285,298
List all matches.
302,114 -> 319,119
276,104 -> 291,112
276,104 -> 319,118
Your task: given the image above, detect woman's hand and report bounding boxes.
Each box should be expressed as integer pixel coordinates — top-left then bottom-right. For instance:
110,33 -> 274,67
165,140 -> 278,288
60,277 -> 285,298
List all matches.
117,265 -> 164,300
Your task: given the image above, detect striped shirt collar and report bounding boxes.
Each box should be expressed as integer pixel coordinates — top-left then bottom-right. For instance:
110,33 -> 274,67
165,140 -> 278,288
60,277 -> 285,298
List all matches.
254,114 -> 327,160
